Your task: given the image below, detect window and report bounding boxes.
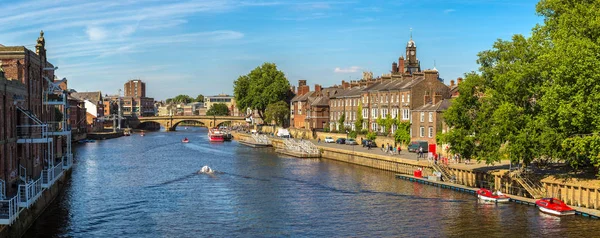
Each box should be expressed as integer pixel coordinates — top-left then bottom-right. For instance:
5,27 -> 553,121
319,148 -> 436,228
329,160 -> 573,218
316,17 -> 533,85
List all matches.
402,95 -> 405,103
380,96 -> 383,102
420,112 -> 424,122
386,95 -> 388,103
429,112 -> 433,122
407,94 -> 410,102
298,102 -> 302,114
362,96 -> 365,104
396,95 -> 399,103
420,126 -> 425,137
429,127 -> 433,138
363,108 -> 368,118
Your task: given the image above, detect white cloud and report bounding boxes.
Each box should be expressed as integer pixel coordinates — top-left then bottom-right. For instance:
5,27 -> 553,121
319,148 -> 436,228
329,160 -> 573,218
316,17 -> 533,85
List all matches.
334,66 -> 361,73
444,9 -> 455,14
85,26 -> 108,41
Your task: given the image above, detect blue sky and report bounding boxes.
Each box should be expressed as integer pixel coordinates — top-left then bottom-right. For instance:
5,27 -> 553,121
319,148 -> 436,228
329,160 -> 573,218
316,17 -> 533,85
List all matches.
1,0 -> 541,100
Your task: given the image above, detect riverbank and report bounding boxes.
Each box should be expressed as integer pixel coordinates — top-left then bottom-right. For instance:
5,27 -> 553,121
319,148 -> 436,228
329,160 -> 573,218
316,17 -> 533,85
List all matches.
87,131 -> 124,140
231,131 -> 600,218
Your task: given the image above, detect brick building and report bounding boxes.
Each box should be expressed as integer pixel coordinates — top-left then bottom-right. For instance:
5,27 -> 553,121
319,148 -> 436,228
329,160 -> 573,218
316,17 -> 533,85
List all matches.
71,91 -> 104,132
0,64 -> 26,196
411,99 -> 452,148
290,80 -> 340,130
124,79 -> 146,98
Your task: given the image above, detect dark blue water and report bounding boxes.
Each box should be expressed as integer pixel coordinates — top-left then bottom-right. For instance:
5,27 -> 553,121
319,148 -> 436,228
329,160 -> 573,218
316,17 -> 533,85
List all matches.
25,127 -> 600,237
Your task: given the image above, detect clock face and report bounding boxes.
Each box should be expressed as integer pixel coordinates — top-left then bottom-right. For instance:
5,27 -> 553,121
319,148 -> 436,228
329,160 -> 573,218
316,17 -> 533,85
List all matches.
410,51 -> 415,56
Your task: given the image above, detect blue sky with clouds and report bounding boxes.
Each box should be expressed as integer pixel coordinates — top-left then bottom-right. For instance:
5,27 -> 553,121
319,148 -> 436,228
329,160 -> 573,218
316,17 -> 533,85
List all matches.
1,0 -> 540,100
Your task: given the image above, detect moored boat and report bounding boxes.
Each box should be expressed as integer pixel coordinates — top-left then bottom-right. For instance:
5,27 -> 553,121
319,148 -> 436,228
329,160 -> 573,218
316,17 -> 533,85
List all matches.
223,131 -> 233,141
536,198 -> 575,216
208,128 -> 224,142
477,188 -> 510,203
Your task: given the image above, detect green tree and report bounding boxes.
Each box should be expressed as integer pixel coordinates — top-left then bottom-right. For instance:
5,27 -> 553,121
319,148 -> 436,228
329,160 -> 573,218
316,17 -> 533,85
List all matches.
376,115 -> 384,134
195,94 -> 204,102
366,131 -> 377,141
233,62 -> 291,120
338,112 -> 345,132
264,101 -> 290,126
348,131 -> 357,139
206,103 -> 230,116
354,102 -> 364,132
394,121 -> 411,147
167,94 -> 193,104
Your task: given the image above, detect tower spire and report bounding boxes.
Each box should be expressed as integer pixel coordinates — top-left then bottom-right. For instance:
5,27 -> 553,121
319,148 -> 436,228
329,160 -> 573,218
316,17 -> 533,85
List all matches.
410,27 -> 412,40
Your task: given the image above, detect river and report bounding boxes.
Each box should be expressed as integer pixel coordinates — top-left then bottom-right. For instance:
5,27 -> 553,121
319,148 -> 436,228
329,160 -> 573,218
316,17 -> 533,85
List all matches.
25,127 -> 600,237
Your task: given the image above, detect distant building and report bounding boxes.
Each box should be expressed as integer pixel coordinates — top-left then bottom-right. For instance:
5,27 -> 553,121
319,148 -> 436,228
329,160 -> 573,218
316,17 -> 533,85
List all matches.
411,99 -> 452,150
124,79 -> 146,98
71,91 -> 104,132
204,94 -> 239,116
183,102 -> 203,116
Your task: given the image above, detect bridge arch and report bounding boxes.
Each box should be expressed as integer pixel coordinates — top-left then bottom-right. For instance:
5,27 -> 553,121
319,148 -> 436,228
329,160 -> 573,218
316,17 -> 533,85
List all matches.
171,119 -> 207,130
136,115 -> 247,132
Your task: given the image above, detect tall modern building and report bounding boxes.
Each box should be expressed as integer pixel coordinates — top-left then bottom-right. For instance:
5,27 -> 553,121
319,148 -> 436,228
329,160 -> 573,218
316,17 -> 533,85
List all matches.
124,79 -> 146,98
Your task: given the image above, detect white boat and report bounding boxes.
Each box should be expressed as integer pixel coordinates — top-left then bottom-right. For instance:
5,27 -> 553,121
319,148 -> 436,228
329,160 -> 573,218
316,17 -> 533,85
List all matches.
477,189 -> 510,203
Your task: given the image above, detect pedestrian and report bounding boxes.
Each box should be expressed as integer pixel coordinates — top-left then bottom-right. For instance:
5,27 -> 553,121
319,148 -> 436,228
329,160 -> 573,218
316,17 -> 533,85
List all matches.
318,138 -> 321,143
397,145 -> 401,154
418,146 -> 422,158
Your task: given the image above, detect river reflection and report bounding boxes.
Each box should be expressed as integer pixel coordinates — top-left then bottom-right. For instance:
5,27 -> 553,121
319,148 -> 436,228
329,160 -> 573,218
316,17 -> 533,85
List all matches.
25,127 -> 600,237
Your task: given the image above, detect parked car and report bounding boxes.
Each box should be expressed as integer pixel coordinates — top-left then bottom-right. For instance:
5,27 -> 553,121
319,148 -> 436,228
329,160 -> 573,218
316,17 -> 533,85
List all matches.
336,138 -> 346,144
324,137 -> 335,143
408,141 -> 429,153
362,139 -> 377,148
345,138 -> 358,145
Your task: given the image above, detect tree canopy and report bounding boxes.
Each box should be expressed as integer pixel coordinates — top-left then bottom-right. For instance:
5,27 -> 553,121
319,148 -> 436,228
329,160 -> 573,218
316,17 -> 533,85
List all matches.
354,102 -> 364,132
264,101 -> 290,126
206,103 -> 230,116
195,94 -> 204,102
439,0 -> 600,174
166,94 -> 193,104
233,62 -> 292,120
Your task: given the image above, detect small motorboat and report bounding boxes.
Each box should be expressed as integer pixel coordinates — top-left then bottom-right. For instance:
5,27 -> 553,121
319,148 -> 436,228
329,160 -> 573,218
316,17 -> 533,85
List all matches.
140,132 -> 145,137
124,131 -> 131,136
477,188 -> 510,203
536,198 -> 575,216
182,138 -> 189,143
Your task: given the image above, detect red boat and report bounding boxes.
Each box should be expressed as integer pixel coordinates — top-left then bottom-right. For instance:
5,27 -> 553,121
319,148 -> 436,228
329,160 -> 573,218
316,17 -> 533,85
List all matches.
140,132 -> 145,137
182,138 -> 189,143
208,128 -> 224,142
477,188 -> 510,203
536,198 -> 575,216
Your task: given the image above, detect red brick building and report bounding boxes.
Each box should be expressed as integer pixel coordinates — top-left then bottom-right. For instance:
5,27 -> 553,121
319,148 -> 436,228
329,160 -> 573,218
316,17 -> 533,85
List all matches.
124,79 -> 146,98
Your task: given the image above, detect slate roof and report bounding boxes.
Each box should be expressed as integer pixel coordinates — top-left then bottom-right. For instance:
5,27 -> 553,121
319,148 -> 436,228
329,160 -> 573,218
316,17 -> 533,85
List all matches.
71,91 -> 102,103
412,99 -> 452,112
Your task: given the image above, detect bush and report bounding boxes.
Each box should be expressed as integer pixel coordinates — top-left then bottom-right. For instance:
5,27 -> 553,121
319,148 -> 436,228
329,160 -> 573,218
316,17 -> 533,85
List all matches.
360,129 -> 368,135
348,131 -> 358,139
366,132 -> 377,140
323,127 -> 330,132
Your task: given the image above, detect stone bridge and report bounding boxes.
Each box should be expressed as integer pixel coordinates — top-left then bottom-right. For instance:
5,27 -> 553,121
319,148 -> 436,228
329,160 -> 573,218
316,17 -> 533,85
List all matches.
134,115 -> 247,131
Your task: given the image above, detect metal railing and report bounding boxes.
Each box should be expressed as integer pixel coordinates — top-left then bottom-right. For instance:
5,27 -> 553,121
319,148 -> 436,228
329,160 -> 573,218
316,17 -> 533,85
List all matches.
63,154 -> 73,170
282,139 -> 320,156
41,161 -> 64,189
16,124 -> 48,139
18,178 -> 43,208
429,159 -> 453,182
0,196 -> 20,225
511,169 -> 547,199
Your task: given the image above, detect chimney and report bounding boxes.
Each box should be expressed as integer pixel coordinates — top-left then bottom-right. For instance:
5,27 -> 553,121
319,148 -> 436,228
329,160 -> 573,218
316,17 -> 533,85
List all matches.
342,81 -> 350,89
424,69 -> 439,81
392,62 -> 398,73
457,77 -> 463,84
298,79 -> 307,87
424,94 -> 431,105
314,84 -> 322,92
433,93 -> 443,104
398,56 -> 405,74
450,80 -> 455,87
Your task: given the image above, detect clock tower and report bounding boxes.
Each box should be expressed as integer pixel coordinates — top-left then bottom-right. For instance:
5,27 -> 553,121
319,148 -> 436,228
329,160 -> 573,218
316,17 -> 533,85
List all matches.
405,29 -> 420,74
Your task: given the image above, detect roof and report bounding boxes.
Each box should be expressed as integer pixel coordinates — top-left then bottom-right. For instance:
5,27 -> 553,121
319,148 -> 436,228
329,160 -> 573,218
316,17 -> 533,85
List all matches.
363,76 -> 425,92
330,87 -> 363,98
413,99 -> 452,112
71,91 -> 102,103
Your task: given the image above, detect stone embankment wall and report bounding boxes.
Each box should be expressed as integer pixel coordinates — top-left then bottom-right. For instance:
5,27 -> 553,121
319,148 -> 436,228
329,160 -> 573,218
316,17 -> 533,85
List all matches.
235,130 -> 600,211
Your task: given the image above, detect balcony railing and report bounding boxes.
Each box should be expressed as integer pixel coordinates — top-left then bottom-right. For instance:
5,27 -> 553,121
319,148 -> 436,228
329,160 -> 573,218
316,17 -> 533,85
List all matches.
18,178 -> 42,208
16,124 -> 48,140
43,92 -> 65,105
42,162 -> 64,189
0,196 -> 20,225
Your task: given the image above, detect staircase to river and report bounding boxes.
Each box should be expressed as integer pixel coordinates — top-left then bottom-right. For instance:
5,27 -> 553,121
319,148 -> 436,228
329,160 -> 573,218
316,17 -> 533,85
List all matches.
511,168 -> 546,198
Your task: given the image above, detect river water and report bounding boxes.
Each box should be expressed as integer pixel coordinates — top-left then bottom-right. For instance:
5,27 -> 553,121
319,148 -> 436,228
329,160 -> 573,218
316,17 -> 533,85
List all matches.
25,127 -> 599,237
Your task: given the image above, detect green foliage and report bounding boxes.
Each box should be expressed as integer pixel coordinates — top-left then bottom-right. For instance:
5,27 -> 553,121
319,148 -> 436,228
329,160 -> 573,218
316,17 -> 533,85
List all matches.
366,131 -> 377,141
376,115 -> 384,134
360,129 -> 368,135
354,102 -> 364,132
195,94 -> 204,102
264,101 -> 289,126
206,103 -> 230,116
338,112 -> 345,132
233,62 -> 291,120
348,131 -> 358,139
394,121 -> 411,146
323,127 -> 330,132
439,0 -> 600,174
166,94 -> 193,104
